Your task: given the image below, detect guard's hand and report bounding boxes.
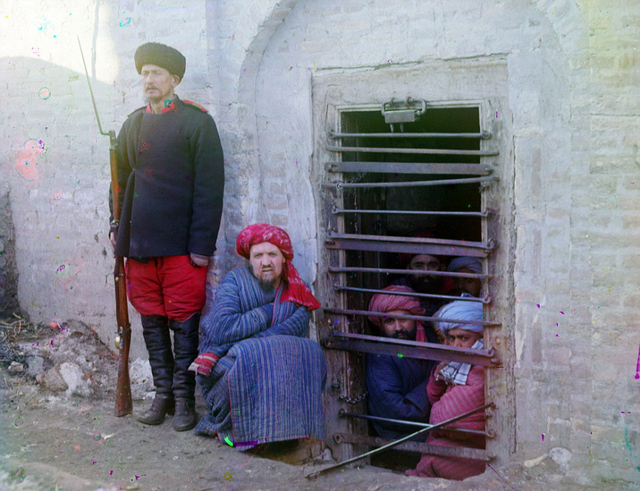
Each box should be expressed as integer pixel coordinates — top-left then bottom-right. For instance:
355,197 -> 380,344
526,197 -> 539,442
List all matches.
109,232 -> 117,250
189,353 -> 219,376
190,253 -> 209,268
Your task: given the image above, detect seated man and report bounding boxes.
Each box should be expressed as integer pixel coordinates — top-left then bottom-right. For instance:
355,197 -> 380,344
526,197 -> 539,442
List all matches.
365,285 -> 437,440
447,256 -> 483,298
406,300 -> 486,480
189,224 -> 326,449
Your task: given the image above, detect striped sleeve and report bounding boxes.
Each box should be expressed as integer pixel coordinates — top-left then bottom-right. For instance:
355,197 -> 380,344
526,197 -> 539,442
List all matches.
252,304 -> 310,339
199,269 -> 273,353
429,365 -> 485,436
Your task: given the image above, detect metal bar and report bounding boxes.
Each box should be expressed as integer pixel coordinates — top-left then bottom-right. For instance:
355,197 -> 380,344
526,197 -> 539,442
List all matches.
305,403 -> 493,479
330,131 -> 491,139
334,285 -> 490,304
327,145 -> 498,156
326,161 -> 491,175
327,232 -> 490,249
325,233 -> 494,258
326,309 -> 497,327
326,238 -> 489,258
323,176 -> 497,189
325,337 -> 499,366
327,330 -> 498,359
329,265 -> 492,277
340,411 -> 491,437
332,208 -> 490,218
333,434 -> 489,462
77,36 -> 109,137
328,330 -> 498,362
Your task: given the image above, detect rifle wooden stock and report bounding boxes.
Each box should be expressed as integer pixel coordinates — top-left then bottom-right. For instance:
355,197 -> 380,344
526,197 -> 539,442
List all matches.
114,255 -> 132,416
109,130 -> 133,417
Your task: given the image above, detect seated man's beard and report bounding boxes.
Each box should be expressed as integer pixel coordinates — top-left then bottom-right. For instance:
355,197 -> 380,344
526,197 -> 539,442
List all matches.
250,265 -> 278,292
257,278 -> 276,292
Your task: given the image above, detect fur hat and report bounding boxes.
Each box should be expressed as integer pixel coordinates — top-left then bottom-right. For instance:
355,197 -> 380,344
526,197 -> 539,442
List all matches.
134,42 -> 186,79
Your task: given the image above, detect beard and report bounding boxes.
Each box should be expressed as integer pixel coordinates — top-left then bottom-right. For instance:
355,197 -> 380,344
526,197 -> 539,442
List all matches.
391,330 -> 416,340
257,278 -> 276,293
407,273 -> 442,294
250,264 -> 279,292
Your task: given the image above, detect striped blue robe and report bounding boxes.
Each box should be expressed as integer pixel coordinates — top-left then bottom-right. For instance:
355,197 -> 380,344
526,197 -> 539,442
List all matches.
194,266 -> 326,448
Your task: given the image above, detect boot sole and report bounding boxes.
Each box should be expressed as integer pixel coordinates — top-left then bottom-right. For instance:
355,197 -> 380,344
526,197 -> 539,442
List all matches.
173,423 -> 197,431
137,416 -> 167,425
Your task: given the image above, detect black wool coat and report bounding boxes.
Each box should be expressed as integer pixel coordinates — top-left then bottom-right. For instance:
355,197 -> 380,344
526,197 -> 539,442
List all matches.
110,97 -> 225,259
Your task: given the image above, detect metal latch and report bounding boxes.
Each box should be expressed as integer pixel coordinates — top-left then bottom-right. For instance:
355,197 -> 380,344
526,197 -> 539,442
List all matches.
381,97 -> 426,132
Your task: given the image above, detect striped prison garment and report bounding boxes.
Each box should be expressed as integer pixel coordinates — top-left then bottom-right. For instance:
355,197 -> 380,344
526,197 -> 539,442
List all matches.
365,353 -> 435,440
406,365 -> 486,480
194,266 -> 326,449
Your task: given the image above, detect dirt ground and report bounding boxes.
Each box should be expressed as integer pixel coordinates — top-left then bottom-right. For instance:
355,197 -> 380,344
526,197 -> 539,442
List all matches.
0,318 -> 627,491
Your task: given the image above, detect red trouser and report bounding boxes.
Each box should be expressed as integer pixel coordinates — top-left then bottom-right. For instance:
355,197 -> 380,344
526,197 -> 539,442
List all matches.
125,256 -> 207,322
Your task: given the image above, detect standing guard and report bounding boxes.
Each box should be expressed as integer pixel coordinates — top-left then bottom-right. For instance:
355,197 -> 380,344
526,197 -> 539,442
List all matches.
109,42 -> 225,431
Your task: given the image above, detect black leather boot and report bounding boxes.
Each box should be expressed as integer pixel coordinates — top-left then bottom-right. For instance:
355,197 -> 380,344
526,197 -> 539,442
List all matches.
173,398 -> 197,432
137,394 -> 175,425
137,315 -> 175,425
170,314 -> 200,431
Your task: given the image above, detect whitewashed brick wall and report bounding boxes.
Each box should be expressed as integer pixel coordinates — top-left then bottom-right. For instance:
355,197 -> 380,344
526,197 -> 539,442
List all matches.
1,0 -> 639,485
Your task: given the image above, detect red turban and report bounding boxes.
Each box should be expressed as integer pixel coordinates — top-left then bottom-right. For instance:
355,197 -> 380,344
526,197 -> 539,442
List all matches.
236,224 -> 321,311
368,285 -> 427,342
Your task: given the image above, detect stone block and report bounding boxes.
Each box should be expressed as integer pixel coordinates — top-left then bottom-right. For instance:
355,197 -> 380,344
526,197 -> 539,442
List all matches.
37,364 -> 68,392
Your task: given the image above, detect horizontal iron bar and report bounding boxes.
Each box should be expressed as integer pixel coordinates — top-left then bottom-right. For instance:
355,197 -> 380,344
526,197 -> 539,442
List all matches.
326,161 -> 491,175
327,232 -> 490,249
330,131 -> 491,139
326,239 -> 489,258
326,310 -> 498,328
340,411 -> 492,437
333,434 -> 489,462
324,337 -> 499,367
305,403 -> 493,478
332,208 -> 490,217
323,176 -> 497,188
327,145 -> 498,156
325,233 -> 494,258
334,285 -> 490,304
329,266 -> 492,277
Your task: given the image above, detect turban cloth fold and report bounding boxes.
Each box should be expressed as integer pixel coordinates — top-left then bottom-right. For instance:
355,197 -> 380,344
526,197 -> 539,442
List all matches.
236,224 -> 320,311
367,285 -> 427,342
434,300 -> 484,337
135,42 -> 186,79
447,256 -> 482,274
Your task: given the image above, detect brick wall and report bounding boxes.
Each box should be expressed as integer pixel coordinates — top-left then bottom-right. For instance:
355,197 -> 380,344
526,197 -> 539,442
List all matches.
1,0 -> 639,484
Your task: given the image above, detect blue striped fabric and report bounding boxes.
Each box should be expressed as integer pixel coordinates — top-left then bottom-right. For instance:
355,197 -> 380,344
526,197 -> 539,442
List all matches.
195,266 -> 326,447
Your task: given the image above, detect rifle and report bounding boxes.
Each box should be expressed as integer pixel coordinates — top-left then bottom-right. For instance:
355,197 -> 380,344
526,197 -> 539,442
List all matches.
78,37 -> 133,417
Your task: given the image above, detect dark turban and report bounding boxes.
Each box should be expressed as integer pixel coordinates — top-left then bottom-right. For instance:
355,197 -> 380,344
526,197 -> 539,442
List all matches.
134,42 -> 186,79
447,256 -> 482,274
236,224 -> 320,311
367,285 -> 427,342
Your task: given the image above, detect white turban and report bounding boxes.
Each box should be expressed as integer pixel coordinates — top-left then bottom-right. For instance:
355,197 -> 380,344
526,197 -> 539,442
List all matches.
435,300 -> 484,336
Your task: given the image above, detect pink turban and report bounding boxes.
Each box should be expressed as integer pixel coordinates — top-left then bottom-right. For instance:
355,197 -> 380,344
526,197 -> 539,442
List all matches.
236,224 -> 321,311
367,285 -> 427,342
